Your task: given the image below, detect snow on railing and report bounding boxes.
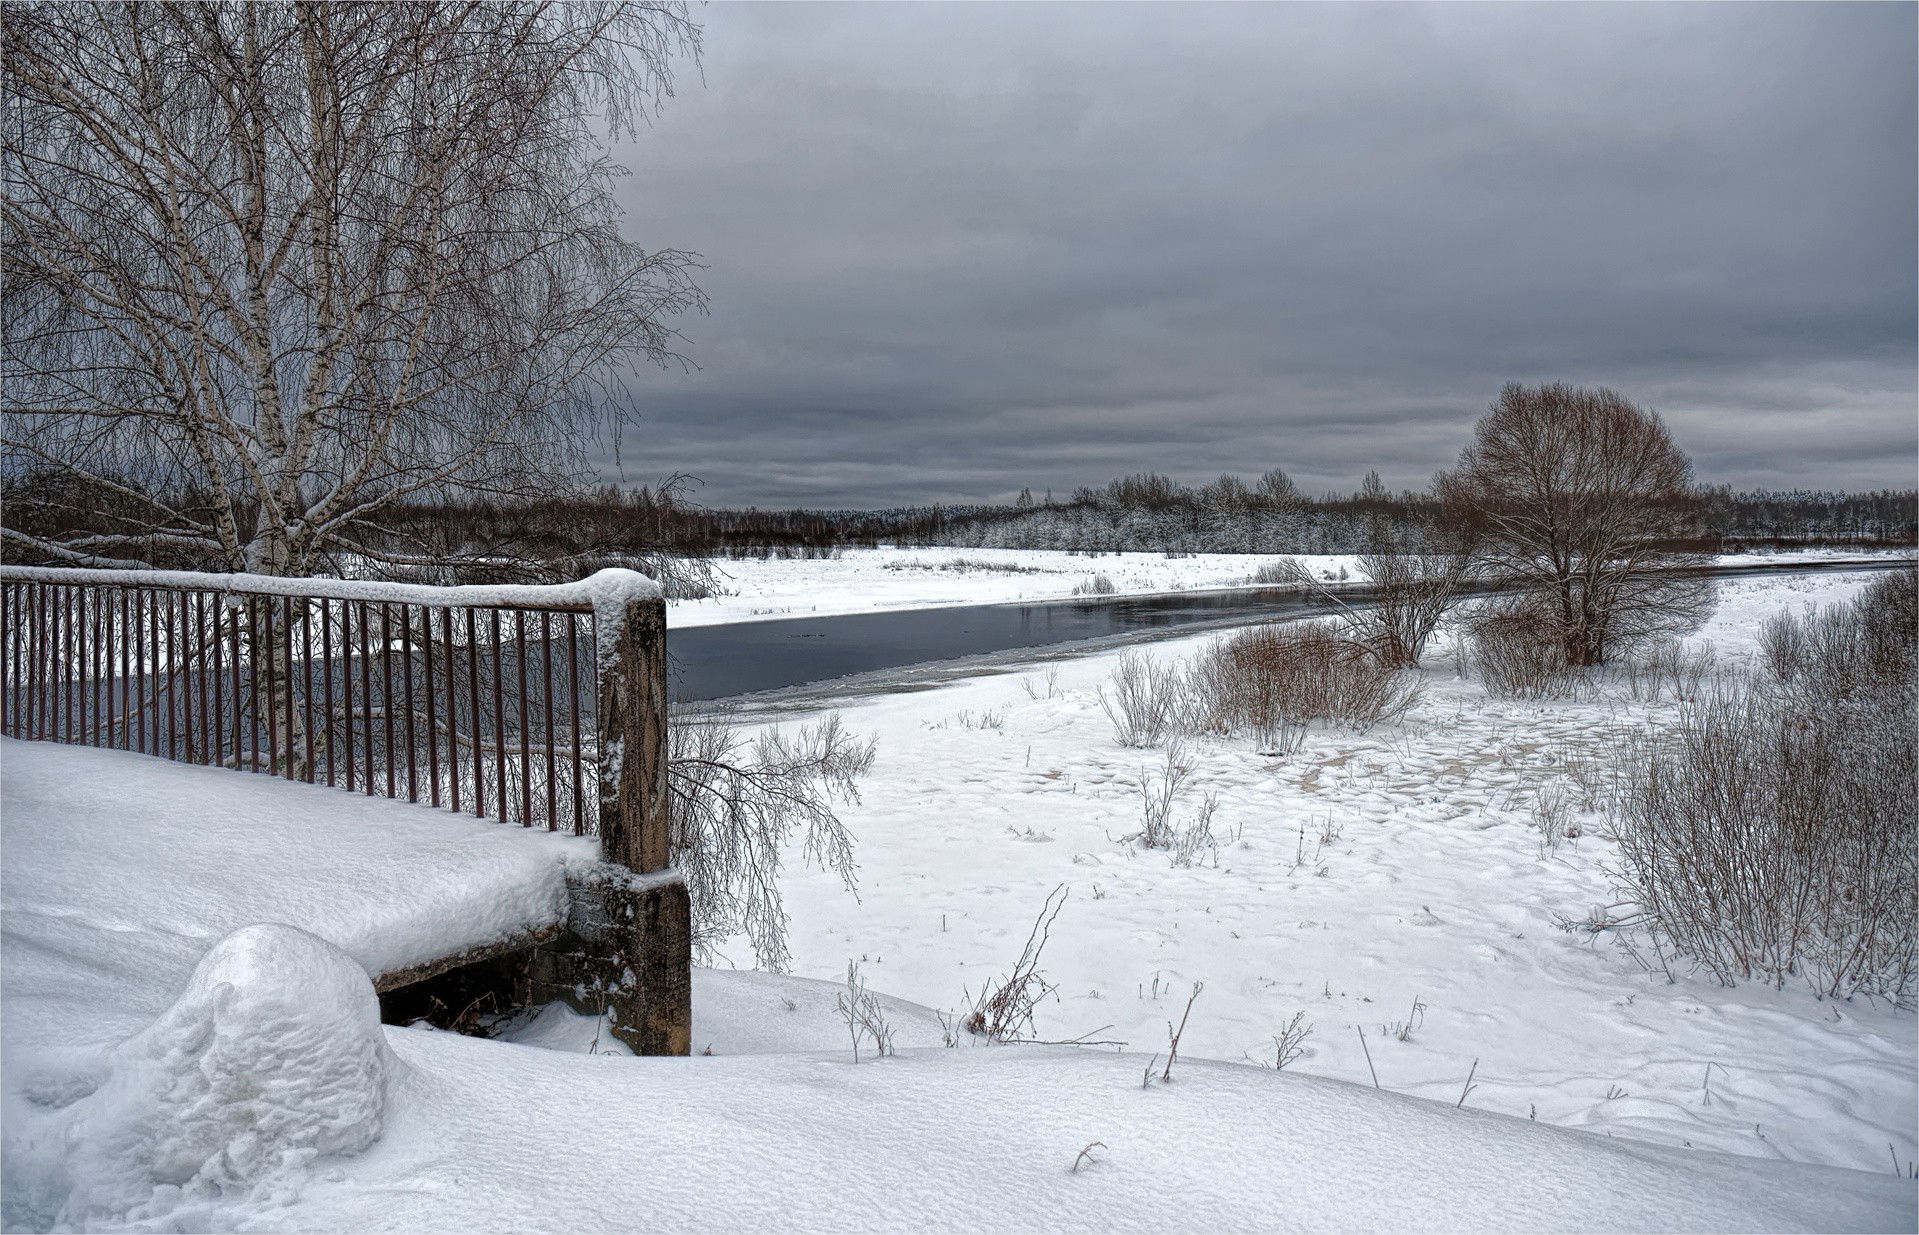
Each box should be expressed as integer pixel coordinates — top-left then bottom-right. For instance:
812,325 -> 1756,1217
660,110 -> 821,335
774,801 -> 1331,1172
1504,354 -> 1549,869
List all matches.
0,565 -> 662,840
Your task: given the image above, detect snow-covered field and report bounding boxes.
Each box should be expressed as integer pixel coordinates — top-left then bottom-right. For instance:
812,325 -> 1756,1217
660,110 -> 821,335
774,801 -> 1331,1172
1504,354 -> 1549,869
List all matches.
667,544 -> 1900,627
750,568 -> 1918,1180
3,564 -> 1913,1231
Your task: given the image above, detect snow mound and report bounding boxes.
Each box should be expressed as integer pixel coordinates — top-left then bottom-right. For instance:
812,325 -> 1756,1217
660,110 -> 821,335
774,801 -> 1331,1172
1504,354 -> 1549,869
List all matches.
54,924 -> 398,1229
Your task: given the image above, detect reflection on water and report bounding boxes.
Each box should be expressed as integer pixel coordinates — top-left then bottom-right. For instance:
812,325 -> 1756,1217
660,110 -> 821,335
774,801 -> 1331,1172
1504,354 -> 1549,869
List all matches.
667,586 -> 1355,704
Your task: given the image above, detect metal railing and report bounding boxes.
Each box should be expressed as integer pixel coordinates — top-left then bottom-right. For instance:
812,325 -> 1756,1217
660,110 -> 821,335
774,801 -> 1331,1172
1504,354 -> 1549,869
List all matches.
0,566 -> 651,837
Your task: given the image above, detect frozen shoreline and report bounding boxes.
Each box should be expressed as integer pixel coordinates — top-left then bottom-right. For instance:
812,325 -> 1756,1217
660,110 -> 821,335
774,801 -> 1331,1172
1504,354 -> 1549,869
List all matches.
666,545 -> 1907,628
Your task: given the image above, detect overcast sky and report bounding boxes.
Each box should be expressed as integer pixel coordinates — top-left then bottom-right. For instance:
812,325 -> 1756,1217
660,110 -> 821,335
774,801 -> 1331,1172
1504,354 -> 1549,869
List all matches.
606,2 -> 1916,508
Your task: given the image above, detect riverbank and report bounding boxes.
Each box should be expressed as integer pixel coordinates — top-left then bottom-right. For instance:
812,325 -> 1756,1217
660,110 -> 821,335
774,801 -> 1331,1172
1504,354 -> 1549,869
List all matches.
666,545 -> 1907,628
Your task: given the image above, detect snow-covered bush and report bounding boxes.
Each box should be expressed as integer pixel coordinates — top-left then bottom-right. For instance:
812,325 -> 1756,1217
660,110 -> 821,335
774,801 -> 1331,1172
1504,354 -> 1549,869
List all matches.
51,925 -> 399,1230
1611,568 -> 1917,1004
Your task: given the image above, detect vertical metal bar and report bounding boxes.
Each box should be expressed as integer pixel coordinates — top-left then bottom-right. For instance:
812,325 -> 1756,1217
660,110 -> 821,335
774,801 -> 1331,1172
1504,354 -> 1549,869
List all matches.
444,607 -> 461,813
467,608 -> 483,818
134,586 -> 144,751
119,589 -> 131,749
39,582 -> 51,736
282,596 -> 296,779
569,612 -> 583,836
248,597 -> 264,771
55,584 -> 68,743
163,594 -> 178,755
18,585 -> 29,739
209,592 -> 223,765
492,609 -> 507,822
76,587 -> 89,743
0,584 -> 12,737
100,588 -> 115,747
359,601 -> 374,795
264,594 -> 280,770
323,601 -> 337,786
382,604 -> 396,799
342,600 -> 356,792
402,606 -> 418,802
32,584 -> 45,740
197,594 -> 213,763
229,598 -> 243,771
516,611 -> 531,827
423,607 -> 439,806
95,589 -> 109,745
49,585 -> 60,742
96,589 -> 109,745
301,600 -> 315,783
173,592 -> 191,759
542,611 -> 556,832
66,586 -> 77,743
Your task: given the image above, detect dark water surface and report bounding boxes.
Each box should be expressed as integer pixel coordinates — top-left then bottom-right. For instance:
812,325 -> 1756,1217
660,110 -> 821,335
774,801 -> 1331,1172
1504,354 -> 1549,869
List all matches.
666,558 -> 1905,707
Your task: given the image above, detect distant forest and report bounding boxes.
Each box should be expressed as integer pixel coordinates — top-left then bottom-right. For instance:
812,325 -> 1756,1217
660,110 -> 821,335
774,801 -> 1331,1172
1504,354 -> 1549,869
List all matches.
9,468 -> 1913,580
381,472 -> 1918,563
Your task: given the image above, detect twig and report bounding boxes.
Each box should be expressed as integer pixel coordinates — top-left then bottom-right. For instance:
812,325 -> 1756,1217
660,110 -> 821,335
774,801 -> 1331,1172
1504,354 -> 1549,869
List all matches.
1161,982 -> 1204,1082
1456,1057 -> 1479,1108
1071,1141 -> 1108,1173
1356,1024 -> 1380,1089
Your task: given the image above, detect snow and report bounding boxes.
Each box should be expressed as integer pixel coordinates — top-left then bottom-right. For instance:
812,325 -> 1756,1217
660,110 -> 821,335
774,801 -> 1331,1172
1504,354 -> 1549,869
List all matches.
667,544 -> 1904,628
3,562 -> 1914,1231
22,926 -> 398,1231
0,563 -> 661,610
286,1033 -> 1908,1234
0,738 -> 595,1075
669,547 -> 1368,626
754,566 -> 1918,1178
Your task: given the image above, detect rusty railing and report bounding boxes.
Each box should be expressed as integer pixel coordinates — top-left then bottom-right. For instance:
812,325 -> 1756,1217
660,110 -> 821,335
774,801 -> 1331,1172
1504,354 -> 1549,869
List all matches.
0,565 -> 662,841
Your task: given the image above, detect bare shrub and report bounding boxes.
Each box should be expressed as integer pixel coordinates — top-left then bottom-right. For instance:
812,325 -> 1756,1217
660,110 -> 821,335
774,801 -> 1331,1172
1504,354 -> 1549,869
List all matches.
966,885 -> 1068,1042
1195,621 -> 1422,740
836,960 -> 895,1062
668,711 -> 876,971
1758,609 -> 1809,682
1466,599 -> 1583,699
1132,744 -> 1192,849
1265,514 -> 1477,668
1100,621 -> 1420,753
1272,1012 -> 1314,1070
1533,783 -> 1576,855
1074,574 -> 1117,596
1098,650 -> 1182,747
1610,568 -> 1917,1004
1170,796 -> 1220,869
1623,639 -> 1716,703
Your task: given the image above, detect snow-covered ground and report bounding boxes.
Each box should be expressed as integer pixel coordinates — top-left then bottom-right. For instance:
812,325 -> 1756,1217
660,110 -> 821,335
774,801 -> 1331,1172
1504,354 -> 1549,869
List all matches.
0,741 -> 595,1091
667,545 -> 1902,627
3,564 -> 1914,1231
750,568 -> 1916,1182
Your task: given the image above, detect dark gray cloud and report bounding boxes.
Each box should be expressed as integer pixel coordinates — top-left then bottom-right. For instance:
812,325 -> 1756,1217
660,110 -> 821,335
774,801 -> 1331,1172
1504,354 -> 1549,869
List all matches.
606,2 -> 1916,507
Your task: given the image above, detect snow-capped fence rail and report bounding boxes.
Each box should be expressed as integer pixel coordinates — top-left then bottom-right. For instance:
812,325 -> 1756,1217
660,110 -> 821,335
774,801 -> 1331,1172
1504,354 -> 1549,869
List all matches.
0,565 -> 665,846
1,564 -> 689,1053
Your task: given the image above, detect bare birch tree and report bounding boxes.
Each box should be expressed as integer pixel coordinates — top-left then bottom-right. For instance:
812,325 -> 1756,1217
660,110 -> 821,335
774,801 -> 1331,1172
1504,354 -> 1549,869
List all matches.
2,1 -> 704,576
